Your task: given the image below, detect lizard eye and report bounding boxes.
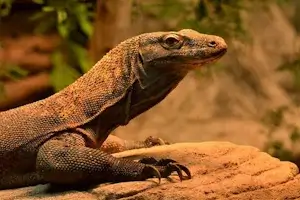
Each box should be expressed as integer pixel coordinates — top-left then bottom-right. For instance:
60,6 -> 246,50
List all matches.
161,34 -> 183,49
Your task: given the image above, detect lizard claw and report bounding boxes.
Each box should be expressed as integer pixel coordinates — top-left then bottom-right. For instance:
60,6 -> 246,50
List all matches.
163,163 -> 192,181
174,163 -> 192,180
168,163 -> 184,181
142,165 -> 162,184
144,136 -> 170,147
157,137 -> 168,145
139,157 -> 192,181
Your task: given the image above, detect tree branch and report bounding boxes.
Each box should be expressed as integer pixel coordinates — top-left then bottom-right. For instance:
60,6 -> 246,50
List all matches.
0,72 -> 52,110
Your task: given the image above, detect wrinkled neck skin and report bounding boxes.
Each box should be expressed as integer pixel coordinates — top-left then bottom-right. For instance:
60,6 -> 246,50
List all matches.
85,60 -> 189,146
129,65 -> 188,119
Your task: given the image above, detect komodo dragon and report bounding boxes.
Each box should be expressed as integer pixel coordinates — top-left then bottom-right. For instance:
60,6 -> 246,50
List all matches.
0,29 -> 227,189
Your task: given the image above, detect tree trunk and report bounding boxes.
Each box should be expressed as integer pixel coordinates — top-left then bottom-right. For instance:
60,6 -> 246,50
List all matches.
89,0 -> 133,61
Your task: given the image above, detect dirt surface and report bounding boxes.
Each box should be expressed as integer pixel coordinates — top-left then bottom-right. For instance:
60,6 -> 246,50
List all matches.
1,142 -> 300,200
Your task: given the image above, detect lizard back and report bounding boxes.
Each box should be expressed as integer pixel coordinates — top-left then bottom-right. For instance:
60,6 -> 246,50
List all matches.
0,38 -> 139,156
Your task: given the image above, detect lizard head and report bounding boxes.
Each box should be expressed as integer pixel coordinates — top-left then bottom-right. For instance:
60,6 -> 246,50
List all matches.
133,29 -> 227,88
138,29 -> 227,68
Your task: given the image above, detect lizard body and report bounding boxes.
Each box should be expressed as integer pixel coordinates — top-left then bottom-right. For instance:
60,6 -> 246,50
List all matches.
0,29 -> 227,189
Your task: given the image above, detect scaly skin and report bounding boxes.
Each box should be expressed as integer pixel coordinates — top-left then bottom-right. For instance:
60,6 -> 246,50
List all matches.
0,29 -> 227,189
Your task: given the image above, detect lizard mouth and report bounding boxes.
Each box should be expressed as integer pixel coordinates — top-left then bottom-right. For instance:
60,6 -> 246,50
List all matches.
213,48 -> 227,57
188,48 -> 227,67
206,48 -> 227,61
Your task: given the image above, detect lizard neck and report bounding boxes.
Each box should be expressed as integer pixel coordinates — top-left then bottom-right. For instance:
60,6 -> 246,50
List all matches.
45,38 -> 140,128
84,69 -> 188,146
128,71 -> 188,120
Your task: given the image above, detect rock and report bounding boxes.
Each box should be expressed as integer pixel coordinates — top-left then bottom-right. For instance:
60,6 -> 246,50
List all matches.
1,142 -> 300,200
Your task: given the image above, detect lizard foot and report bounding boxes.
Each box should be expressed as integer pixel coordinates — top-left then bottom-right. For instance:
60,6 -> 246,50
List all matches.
143,136 -> 170,147
140,157 -> 192,183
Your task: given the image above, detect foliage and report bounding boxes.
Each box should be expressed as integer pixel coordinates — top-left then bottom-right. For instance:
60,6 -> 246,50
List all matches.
261,1 -> 300,165
30,0 -> 93,38
0,64 -> 29,80
277,52 -> 300,106
0,63 -> 29,98
1,0 -> 292,90
30,0 -> 94,91
135,0 -> 260,39
0,0 -> 13,17
50,51 -> 81,91
278,57 -> 300,91
0,0 -> 94,92
276,2 -> 300,104
262,106 -> 300,164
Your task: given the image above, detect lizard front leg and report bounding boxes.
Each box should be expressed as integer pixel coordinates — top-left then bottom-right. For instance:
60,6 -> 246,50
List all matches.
100,135 -> 170,154
36,132 -> 190,186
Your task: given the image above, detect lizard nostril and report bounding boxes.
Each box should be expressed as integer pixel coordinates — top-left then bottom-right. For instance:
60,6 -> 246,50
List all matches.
208,41 -> 217,48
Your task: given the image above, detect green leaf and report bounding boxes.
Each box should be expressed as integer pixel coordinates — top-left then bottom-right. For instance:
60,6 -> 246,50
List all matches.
0,0 -> 13,17
57,23 -> 69,38
0,64 -> 29,80
195,0 -> 209,20
262,107 -> 287,127
290,127 -> 300,143
29,11 -> 47,21
32,0 -> 44,4
50,51 -> 80,92
73,3 -> 94,37
33,17 -> 56,34
0,81 -> 5,98
8,65 -> 29,79
42,6 -> 55,12
57,10 -> 67,23
270,140 -> 284,150
77,15 -> 93,37
68,41 -> 93,73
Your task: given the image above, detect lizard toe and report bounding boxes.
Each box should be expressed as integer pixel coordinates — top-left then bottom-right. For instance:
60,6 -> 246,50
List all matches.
167,163 -> 184,181
139,157 -> 191,181
156,158 -> 177,166
158,162 -> 192,181
138,157 -> 159,164
144,136 -> 170,147
142,165 -> 162,184
175,163 -> 192,180
138,157 -> 177,165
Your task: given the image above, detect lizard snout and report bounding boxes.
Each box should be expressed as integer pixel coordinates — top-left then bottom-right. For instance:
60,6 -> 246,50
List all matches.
207,36 -> 228,51
207,40 -> 217,48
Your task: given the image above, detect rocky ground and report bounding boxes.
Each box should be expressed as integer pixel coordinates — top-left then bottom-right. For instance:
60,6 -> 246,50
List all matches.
1,142 -> 300,200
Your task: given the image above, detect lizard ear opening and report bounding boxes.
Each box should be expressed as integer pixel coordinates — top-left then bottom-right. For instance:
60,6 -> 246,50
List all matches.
132,52 -> 160,89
